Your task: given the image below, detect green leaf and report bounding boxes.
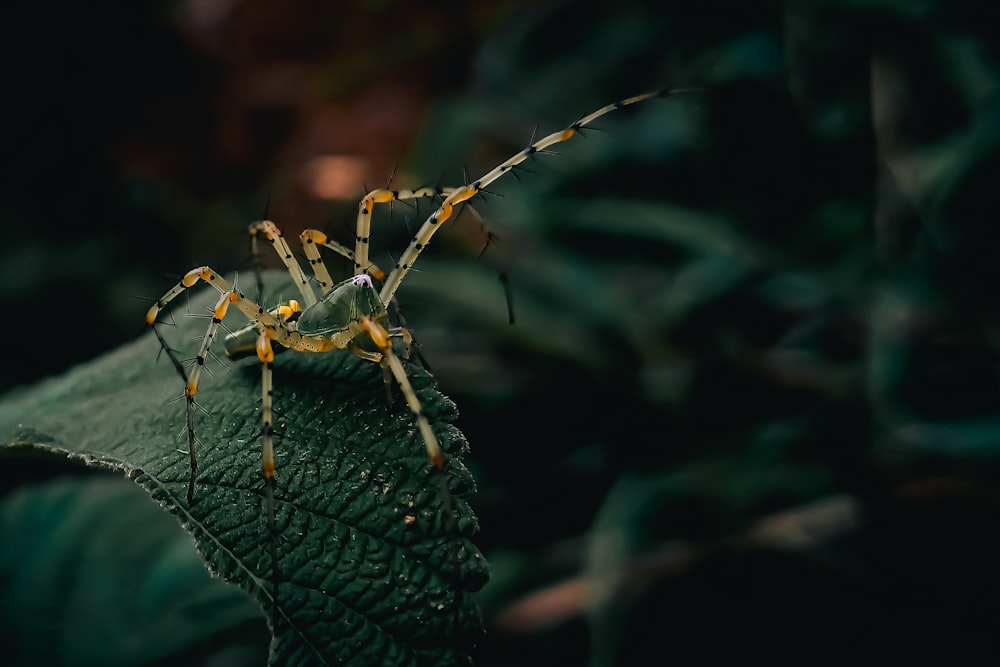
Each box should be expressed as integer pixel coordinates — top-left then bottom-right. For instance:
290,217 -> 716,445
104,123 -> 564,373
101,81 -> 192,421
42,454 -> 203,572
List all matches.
0,270 -> 488,666
0,474 -> 268,666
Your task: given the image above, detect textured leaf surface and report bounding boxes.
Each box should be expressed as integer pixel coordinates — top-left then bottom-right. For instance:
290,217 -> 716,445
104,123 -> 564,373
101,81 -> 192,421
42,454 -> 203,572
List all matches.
0,270 -> 488,666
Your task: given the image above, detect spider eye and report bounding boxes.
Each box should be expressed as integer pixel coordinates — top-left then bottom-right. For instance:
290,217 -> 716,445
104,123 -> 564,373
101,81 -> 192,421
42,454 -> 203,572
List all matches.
352,274 -> 374,288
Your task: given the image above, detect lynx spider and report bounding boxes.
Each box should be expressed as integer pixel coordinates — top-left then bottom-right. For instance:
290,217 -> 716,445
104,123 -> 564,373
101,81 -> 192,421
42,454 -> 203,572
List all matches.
145,87 -> 696,612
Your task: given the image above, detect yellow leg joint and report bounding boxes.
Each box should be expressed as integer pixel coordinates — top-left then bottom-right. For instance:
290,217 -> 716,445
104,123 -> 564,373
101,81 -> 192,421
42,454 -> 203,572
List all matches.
370,189 -> 395,204
182,267 -> 206,287
360,317 -> 390,350
450,185 -> 476,204
213,291 -> 238,319
438,202 -> 454,225
301,229 -> 327,244
256,329 -> 275,363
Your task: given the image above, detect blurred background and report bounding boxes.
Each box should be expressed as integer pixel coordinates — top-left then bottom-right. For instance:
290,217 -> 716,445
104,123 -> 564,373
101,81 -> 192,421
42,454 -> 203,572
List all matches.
4,0 -> 1000,664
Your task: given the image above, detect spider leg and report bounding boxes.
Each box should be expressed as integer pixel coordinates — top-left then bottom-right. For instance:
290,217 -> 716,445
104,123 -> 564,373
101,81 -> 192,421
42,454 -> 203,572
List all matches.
150,323 -> 200,503
354,186 -> 460,279
248,220 -> 317,306
358,316 -> 464,623
377,88 -> 701,305
352,325 -> 414,407
350,345 -> 395,409
298,229 -> 387,295
358,315 -> 449,488
146,267 -> 306,499
359,316 -> 444,474
387,325 -> 414,362
255,327 -> 281,627
149,267 -> 297,625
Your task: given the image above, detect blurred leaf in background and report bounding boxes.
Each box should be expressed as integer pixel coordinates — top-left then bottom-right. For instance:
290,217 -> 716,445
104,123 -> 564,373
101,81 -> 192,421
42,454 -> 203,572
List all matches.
389,1 -> 1000,664
0,473 -> 268,666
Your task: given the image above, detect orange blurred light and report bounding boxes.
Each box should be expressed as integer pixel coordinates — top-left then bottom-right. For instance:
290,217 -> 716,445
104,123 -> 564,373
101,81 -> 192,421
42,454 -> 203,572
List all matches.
305,155 -> 369,200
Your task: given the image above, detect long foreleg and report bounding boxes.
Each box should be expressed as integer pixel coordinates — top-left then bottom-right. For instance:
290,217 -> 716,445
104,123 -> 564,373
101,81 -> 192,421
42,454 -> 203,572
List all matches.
377,88 -> 701,304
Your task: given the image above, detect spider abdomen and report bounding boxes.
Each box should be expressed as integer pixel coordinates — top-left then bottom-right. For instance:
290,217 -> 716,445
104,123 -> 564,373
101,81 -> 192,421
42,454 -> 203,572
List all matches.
296,274 -> 388,343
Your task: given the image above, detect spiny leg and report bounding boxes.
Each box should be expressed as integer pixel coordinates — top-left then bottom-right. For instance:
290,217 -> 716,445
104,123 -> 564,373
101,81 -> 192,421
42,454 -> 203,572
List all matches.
255,327 -> 281,627
149,266 -> 328,351
149,324 -> 201,503
149,269 -> 289,622
146,267 -> 306,500
465,204 -> 516,325
357,321 -> 443,469
355,186 -> 461,278
299,229 -> 387,295
358,317 -> 461,605
377,88 -> 701,305
354,183 -> 511,314
354,325 -> 415,408
249,220 -> 317,307
147,282 -> 251,503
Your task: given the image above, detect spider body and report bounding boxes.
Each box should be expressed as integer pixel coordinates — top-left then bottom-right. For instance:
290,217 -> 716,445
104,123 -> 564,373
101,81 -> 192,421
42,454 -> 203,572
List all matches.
294,274 -> 388,346
221,274 -> 388,360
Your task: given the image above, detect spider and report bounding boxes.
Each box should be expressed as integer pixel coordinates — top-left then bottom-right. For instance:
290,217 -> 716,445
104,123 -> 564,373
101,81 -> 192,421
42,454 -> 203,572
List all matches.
144,86 -> 698,619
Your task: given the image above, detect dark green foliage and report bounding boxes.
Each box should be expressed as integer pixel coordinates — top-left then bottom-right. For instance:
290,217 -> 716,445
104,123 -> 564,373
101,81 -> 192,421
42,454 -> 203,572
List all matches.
384,1 -> 1000,664
0,475 -> 268,666
5,1 -> 1000,664
0,271 -> 487,666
